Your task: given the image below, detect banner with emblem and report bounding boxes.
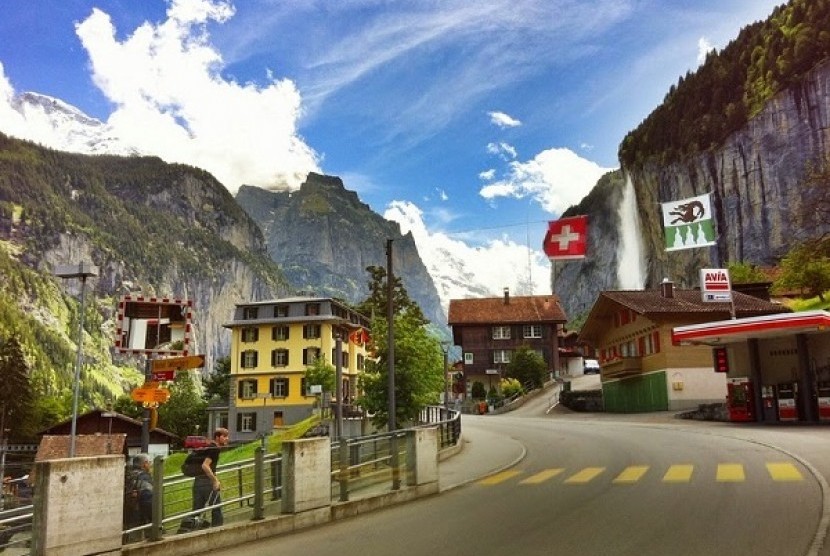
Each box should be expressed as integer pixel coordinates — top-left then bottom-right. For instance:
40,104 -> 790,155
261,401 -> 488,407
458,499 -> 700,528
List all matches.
661,193 -> 717,251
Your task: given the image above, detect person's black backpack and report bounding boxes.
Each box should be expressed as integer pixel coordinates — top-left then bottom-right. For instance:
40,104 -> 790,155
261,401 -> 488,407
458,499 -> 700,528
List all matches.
123,468 -> 141,518
181,449 -> 207,477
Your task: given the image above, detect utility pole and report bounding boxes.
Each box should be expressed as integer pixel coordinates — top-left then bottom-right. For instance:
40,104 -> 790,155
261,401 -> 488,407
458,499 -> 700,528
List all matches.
386,239 -> 400,490
386,239 -> 395,432
54,262 -> 98,457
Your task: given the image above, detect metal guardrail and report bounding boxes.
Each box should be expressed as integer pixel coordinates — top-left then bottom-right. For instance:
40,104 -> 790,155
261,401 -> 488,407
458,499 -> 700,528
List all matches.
0,407 -> 463,552
0,503 -> 33,553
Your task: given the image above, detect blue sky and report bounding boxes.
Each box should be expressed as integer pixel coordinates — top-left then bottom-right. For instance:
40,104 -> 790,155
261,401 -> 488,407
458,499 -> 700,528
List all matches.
0,0 -> 782,300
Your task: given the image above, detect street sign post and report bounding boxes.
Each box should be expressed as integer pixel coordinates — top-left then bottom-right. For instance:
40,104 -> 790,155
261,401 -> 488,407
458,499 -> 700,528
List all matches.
151,354 -> 205,373
130,383 -> 171,404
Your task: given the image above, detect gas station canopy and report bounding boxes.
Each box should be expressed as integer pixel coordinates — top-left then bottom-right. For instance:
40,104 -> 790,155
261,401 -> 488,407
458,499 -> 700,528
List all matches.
672,310 -> 830,346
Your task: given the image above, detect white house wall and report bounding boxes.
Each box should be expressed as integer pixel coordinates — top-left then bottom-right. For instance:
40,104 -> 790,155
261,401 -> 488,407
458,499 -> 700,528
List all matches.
666,367 -> 727,410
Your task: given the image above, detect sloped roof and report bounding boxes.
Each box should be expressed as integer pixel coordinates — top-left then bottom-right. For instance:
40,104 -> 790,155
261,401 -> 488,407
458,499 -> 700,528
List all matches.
36,434 -> 127,461
579,288 -> 790,344
40,408 -> 178,439
448,294 -> 567,325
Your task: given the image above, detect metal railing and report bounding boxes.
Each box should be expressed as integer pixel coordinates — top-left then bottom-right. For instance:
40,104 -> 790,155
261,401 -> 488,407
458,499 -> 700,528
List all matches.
121,405 -> 461,546
0,503 -> 33,553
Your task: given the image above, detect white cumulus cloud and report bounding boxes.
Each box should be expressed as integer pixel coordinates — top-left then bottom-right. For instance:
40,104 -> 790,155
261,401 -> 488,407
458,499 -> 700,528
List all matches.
0,0 -> 320,193
480,147 -> 615,214
488,110 -> 522,128
384,200 -> 551,309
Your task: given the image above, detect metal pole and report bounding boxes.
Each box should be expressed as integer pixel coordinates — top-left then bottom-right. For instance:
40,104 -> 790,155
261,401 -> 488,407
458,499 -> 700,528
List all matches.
141,358 -> 151,453
386,239 -> 400,490
0,416 -> 6,510
69,274 -> 88,458
443,345 -> 449,411
386,239 -> 395,431
335,334 -> 343,441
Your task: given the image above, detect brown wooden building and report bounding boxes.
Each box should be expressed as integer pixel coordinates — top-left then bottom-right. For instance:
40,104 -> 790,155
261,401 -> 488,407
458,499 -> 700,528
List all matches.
40,409 -> 178,457
448,289 -> 568,398
578,281 -> 790,412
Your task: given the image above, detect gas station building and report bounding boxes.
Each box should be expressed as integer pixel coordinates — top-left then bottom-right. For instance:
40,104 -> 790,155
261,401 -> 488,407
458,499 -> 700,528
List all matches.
672,310 -> 830,423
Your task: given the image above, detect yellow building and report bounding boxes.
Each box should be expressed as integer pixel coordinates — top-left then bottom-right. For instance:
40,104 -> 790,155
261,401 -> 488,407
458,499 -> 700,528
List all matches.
224,296 -> 370,442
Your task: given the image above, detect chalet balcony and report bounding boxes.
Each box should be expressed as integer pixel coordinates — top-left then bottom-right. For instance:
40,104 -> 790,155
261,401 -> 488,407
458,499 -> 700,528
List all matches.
602,356 -> 643,379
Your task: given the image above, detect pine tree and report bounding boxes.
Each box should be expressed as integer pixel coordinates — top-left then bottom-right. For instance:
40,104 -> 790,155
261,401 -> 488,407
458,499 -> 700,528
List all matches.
0,334 -> 34,440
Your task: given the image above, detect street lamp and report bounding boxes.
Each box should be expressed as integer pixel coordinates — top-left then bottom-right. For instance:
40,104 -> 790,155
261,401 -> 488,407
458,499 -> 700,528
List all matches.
54,262 -> 98,458
441,342 -> 451,411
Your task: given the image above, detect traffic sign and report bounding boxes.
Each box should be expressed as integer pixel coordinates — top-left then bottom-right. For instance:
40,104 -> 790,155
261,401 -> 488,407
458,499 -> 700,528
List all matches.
152,369 -> 176,381
130,383 -> 171,404
151,354 -> 205,373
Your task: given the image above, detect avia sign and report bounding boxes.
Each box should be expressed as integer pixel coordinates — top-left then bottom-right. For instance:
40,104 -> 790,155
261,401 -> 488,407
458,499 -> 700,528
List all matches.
700,268 -> 732,302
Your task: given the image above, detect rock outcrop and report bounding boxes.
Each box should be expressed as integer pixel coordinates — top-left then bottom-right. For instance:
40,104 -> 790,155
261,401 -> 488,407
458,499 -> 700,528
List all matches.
236,173 -> 446,327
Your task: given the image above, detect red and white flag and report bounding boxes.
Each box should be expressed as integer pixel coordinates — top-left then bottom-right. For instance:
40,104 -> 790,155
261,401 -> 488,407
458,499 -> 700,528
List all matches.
543,215 -> 588,260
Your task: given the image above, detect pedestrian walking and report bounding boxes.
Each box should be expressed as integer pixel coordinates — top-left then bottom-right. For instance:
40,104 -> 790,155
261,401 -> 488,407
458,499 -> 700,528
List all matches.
191,427 -> 229,526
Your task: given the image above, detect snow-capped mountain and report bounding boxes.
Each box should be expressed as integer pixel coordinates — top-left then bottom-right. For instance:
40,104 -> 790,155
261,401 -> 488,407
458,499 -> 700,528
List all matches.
2,92 -> 512,317
8,92 -> 137,156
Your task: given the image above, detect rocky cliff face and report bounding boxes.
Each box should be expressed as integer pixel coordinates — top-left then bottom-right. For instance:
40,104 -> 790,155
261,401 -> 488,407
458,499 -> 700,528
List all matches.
0,137 -> 290,378
554,60 -> 830,321
550,170 -> 628,321
626,59 -> 830,289
236,173 -> 447,327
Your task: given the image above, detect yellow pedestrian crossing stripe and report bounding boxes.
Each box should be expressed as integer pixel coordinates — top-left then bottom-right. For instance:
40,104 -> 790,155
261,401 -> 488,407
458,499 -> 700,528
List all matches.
614,465 -> 649,484
478,462 -> 805,486
565,467 -> 605,484
479,470 -> 522,485
520,468 -> 564,484
766,462 -> 804,481
663,464 -> 694,483
717,464 -> 745,482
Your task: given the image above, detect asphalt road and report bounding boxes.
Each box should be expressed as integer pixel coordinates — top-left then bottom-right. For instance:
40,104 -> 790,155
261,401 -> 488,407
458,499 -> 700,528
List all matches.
214,389 -> 826,556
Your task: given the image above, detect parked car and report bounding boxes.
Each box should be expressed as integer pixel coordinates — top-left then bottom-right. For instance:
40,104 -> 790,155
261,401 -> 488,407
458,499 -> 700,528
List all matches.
583,359 -> 601,374
183,435 -> 210,449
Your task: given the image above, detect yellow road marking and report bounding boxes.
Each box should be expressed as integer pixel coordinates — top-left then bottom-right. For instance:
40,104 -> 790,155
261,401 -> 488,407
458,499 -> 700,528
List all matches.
520,468 -> 565,484
766,462 -> 804,481
479,470 -> 522,485
716,464 -> 745,482
613,465 -> 649,484
564,467 -> 605,484
663,464 -> 694,483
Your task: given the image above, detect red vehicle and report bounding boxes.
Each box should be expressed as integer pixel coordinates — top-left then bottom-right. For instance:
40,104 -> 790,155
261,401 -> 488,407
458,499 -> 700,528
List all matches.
183,435 -> 210,449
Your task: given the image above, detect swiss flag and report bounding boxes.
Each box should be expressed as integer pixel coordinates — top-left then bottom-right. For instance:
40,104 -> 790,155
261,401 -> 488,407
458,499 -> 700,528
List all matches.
543,215 -> 588,260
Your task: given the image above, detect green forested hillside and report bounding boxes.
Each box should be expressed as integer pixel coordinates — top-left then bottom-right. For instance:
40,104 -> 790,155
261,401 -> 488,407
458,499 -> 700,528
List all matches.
0,133 -> 289,441
620,0 -> 830,167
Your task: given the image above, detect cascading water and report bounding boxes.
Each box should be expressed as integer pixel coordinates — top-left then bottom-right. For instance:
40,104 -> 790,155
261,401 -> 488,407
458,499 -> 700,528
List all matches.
616,175 -> 647,289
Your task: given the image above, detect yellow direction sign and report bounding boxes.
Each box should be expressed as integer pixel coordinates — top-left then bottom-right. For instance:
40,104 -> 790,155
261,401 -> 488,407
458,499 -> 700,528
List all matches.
130,383 -> 171,404
151,354 -> 205,373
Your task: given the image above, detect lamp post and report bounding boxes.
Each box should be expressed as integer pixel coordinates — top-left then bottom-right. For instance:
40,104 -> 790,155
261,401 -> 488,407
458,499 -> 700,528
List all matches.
441,342 -> 450,411
54,262 -> 98,458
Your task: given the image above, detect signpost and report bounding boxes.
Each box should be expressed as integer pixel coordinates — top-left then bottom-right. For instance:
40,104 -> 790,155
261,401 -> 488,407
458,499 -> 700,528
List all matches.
130,383 -> 171,404
151,354 -> 205,373
700,268 -> 736,319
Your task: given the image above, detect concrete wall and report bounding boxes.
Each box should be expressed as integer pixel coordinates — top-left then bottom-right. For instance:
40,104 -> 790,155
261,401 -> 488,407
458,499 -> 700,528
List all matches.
31,455 -> 124,556
406,428 -> 438,487
281,437 -> 331,514
666,367 -> 727,410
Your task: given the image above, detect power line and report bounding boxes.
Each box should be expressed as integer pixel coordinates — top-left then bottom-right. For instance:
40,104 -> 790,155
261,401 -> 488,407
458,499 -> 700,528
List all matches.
442,218 -> 549,236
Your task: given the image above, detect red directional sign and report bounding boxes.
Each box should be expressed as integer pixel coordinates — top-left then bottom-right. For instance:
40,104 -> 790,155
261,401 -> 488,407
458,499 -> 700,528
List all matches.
152,369 -> 176,381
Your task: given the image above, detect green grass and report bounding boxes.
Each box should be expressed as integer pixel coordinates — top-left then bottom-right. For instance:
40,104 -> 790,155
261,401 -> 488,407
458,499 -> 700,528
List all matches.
162,415 -> 320,477
157,415 -> 321,523
783,293 -> 830,312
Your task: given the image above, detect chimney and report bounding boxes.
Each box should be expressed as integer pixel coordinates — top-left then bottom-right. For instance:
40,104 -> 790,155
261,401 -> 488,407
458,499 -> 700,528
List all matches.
503,287 -> 510,304
661,278 -> 674,298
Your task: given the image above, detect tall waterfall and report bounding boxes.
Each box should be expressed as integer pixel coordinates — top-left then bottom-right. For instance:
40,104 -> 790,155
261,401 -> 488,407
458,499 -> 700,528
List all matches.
616,175 -> 646,289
